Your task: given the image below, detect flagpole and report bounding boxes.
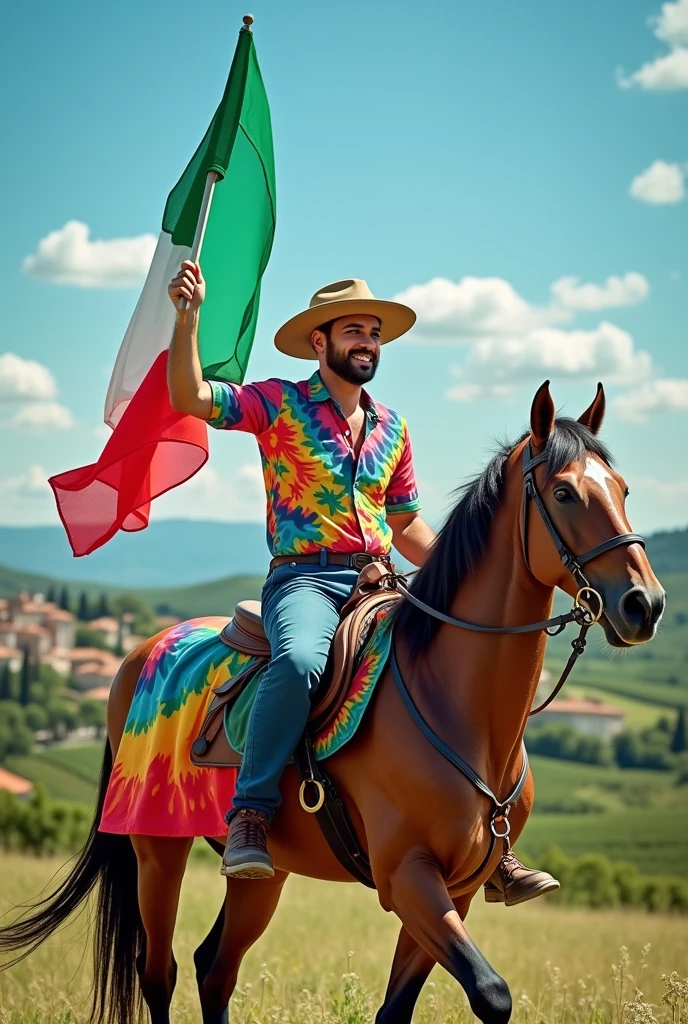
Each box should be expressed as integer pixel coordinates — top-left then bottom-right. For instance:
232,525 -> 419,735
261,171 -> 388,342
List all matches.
178,13 -> 254,311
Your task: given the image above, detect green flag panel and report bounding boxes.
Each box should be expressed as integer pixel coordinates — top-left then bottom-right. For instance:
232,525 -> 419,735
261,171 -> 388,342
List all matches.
162,28 -> 275,385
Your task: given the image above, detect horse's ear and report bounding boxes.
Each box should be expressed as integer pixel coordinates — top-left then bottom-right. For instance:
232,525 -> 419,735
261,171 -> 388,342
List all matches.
577,382 -> 606,435
530,380 -> 555,449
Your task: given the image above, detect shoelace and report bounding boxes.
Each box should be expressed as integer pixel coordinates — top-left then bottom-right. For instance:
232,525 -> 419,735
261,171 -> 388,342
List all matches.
500,850 -> 521,874
229,810 -> 269,850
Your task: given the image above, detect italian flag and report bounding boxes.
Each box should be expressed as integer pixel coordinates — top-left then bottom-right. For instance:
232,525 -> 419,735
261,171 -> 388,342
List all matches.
49,22 -> 276,557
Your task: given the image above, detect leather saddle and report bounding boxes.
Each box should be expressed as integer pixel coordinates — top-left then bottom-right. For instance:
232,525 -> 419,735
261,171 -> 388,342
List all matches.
190,562 -> 400,769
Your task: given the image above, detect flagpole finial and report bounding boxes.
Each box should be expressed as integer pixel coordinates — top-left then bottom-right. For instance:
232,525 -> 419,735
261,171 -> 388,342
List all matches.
243,14 -> 254,29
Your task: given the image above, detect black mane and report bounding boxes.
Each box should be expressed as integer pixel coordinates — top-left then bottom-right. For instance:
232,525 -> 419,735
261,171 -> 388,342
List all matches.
395,418 -> 614,658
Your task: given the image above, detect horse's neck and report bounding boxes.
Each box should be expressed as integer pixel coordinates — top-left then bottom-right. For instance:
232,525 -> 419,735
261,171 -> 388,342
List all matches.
411,487 -> 554,798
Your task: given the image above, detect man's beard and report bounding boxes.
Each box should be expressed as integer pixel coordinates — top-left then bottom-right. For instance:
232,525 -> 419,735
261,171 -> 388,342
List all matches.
325,339 -> 379,385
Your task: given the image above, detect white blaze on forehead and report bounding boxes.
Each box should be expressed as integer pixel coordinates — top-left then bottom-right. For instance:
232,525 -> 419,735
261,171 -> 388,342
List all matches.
584,456 -> 614,499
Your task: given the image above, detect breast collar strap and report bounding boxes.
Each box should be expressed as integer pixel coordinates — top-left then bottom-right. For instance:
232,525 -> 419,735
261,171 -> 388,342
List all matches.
521,441 -> 645,593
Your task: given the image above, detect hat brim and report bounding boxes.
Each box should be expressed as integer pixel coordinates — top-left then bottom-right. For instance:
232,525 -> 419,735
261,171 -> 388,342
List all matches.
274,298 -> 416,360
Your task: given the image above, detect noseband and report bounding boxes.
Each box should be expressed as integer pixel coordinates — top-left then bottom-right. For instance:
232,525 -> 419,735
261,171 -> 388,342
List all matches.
391,440 -> 646,847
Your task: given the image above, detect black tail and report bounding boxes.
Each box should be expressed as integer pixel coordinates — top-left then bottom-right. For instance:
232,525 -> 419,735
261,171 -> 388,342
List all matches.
0,742 -> 145,1024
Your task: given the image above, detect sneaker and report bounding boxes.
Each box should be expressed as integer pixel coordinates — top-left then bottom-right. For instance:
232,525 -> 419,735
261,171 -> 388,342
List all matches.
484,850 -> 560,906
221,808 -> 275,879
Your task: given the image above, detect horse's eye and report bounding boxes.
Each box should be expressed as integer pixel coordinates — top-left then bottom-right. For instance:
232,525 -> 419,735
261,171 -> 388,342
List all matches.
553,488 -> 573,503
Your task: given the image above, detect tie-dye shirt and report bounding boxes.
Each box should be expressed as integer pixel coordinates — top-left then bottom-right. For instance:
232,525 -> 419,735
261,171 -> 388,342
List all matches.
207,371 -> 421,556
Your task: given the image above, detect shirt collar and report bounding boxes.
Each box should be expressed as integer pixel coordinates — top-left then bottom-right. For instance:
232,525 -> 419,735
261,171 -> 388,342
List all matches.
306,370 -> 379,423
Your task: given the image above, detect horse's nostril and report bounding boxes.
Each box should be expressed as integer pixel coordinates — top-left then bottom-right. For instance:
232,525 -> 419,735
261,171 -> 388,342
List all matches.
619,587 -> 652,629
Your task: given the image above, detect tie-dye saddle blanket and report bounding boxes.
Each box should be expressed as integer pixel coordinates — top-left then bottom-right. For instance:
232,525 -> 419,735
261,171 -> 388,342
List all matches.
99,605 -> 395,838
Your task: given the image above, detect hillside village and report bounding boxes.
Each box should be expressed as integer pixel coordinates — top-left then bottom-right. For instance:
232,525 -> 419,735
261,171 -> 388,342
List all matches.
0,591 -> 154,699
1,592 -> 125,698
0,589 -> 182,792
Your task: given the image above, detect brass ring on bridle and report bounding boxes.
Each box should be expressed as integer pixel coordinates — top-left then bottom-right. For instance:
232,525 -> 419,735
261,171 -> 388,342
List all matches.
575,587 -> 604,624
299,779 -> 325,814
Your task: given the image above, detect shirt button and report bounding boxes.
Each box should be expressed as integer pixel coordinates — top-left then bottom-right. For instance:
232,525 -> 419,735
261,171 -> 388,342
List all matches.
345,429 -> 351,436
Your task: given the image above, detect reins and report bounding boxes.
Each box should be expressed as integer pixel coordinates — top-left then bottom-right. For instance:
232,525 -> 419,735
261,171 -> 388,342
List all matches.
390,439 -> 646,845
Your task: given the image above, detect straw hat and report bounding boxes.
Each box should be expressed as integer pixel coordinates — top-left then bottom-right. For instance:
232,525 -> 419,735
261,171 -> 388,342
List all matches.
274,279 -> 416,360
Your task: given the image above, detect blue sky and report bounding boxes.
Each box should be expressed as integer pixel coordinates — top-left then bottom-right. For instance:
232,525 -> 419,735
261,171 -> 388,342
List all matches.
1,0 -> 686,542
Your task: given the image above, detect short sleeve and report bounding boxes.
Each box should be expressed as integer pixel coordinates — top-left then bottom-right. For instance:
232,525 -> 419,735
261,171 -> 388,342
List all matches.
206,378 -> 283,435
385,419 -> 422,514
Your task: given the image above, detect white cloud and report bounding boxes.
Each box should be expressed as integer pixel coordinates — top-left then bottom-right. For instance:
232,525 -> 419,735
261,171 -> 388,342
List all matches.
394,275 -> 567,341
613,378 -> 688,421
153,461 -> 265,522
0,352 -> 74,433
550,273 -> 649,310
444,381 -> 511,403
629,160 -> 686,204
397,274 -> 656,404
625,473 -> 688,533
396,272 -> 650,344
23,220 -> 156,288
461,322 -> 652,389
618,0 -> 688,89
630,475 -> 688,501
654,0 -> 688,44
618,46 -> 688,90
0,464 -> 51,500
5,402 -> 75,432
0,352 -> 58,401
0,465 -> 58,526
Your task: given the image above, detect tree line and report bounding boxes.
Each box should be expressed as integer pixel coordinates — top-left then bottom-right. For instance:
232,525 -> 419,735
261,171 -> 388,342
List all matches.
526,709 -> 688,773
0,661 -> 106,763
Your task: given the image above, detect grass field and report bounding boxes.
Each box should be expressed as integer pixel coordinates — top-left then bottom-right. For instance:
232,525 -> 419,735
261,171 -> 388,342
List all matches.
0,855 -> 686,1024
3,752 -> 97,804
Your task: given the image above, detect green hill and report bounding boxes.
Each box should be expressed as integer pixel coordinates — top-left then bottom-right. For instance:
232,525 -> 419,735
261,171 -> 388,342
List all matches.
0,562 -> 263,618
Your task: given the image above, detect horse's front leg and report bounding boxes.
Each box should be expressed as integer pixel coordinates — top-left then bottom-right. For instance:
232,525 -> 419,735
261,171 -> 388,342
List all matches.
382,856 -> 511,1024
375,924 -> 435,1024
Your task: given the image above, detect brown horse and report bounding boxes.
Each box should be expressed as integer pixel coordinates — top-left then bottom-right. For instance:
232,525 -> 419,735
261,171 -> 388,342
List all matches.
0,382 -> 665,1024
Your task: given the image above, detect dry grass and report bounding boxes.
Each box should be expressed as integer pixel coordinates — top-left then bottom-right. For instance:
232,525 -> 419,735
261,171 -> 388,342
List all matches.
1,854 -> 687,1023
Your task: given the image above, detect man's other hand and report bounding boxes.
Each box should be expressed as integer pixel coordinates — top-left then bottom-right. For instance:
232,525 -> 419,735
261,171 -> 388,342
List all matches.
168,260 -> 206,311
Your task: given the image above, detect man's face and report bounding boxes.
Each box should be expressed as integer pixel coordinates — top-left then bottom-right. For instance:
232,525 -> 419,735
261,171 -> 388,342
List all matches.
319,314 -> 381,385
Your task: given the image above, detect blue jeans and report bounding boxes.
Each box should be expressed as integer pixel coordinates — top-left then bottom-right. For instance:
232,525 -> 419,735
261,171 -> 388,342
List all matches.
231,562 -> 359,820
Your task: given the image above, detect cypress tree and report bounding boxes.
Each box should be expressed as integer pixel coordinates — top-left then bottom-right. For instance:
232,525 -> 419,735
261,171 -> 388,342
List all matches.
78,591 -> 90,622
671,706 -> 688,755
0,661 -> 12,701
96,592 -> 111,618
46,584 -> 56,604
19,650 -> 31,707
59,586 -> 70,611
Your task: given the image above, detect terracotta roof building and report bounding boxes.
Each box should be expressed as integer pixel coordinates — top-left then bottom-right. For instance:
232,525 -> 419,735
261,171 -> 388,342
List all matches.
0,766 -> 34,797
528,696 -> 624,740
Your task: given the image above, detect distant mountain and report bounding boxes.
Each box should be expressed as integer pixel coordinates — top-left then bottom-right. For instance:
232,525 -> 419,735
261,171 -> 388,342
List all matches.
0,520 -> 270,588
640,528 -> 688,575
0,559 -> 264,618
0,521 -> 684,595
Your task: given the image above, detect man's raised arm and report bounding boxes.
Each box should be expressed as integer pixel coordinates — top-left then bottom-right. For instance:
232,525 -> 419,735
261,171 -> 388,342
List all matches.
167,260 -> 213,420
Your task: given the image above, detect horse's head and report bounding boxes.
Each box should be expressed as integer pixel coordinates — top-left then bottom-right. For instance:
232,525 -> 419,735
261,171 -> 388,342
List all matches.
523,381 -> 665,647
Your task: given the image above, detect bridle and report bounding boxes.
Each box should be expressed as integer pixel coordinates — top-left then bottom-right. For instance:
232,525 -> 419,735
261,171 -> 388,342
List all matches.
521,440 -> 644,613
391,438 -> 645,843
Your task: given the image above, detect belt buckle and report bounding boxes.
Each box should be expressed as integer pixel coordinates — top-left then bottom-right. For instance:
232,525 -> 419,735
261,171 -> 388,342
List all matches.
351,553 -> 370,571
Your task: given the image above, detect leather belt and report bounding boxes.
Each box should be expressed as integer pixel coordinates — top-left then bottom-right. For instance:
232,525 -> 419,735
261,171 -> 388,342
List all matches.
269,552 -> 392,572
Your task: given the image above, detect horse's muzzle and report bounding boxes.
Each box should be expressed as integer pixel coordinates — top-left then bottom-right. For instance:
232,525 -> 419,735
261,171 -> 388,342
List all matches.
605,583 -> 666,646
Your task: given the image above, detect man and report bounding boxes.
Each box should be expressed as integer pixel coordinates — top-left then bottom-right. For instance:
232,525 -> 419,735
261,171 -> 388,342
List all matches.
167,263 -> 559,906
